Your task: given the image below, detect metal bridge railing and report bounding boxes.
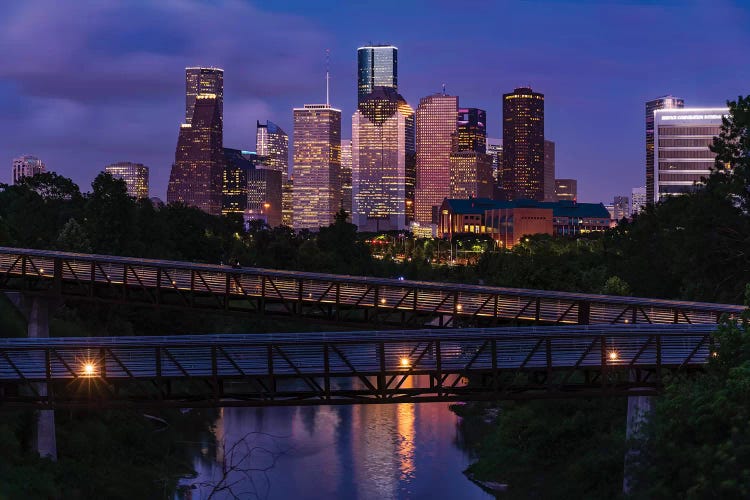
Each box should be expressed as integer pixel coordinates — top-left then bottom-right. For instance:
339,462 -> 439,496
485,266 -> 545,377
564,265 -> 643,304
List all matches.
0,247 -> 743,327
0,325 -> 718,408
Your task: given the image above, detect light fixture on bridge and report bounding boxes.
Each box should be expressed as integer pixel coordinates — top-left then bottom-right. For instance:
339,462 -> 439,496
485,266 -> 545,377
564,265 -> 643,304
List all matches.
456,304 -> 463,312
608,351 -> 619,361
81,361 -> 98,377
400,357 -> 411,368
380,298 -> 387,305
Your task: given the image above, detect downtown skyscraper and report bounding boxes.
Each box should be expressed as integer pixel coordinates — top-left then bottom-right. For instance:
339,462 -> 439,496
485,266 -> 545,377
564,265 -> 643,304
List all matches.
357,45 -> 398,102
104,162 -> 149,199
450,108 -> 493,200
646,95 -> 684,204
415,93 -> 458,227
12,155 -> 46,184
256,120 -> 291,226
293,104 -> 342,230
167,67 -> 224,215
351,86 -> 415,232
501,87 -> 545,201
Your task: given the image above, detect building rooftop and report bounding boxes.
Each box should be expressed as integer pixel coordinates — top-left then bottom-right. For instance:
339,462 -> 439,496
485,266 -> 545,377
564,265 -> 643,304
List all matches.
442,198 -> 610,218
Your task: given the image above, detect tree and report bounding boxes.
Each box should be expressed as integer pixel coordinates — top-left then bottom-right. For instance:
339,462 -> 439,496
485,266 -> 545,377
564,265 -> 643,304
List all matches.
707,95 -> 750,213
631,287 -> 750,498
84,173 -> 137,255
56,218 -> 92,253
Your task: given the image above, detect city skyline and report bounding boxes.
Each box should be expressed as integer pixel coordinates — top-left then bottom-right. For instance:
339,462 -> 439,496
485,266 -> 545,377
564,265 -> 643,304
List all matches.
0,1 -> 748,204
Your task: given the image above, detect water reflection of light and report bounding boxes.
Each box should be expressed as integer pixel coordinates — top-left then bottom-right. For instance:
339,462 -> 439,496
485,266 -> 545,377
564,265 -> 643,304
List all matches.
396,380 -> 416,481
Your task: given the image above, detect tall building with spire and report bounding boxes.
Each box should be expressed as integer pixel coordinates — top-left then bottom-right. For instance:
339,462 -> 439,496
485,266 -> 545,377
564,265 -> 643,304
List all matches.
293,104 -> 342,230
646,95 -> 684,204
502,87 -> 545,201
415,93 -> 458,227
357,45 -> 398,102
351,87 -> 415,232
167,67 -> 224,215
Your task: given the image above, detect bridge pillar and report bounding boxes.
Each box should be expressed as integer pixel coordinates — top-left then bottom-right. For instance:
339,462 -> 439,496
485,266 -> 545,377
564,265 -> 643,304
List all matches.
622,374 -> 652,494
4,293 -> 58,461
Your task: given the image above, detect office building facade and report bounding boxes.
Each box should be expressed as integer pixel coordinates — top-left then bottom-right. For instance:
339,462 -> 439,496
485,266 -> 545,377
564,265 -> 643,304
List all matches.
502,87 -> 545,201
631,186 -> 647,215
185,67 -> 224,126
293,104 -> 342,230
168,93 -> 223,215
455,108 -> 487,153
554,178 -> 577,202
12,155 -> 46,184
357,45 -> 398,102
104,162 -> 149,199
351,87 -> 415,232
415,93 -> 458,227
646,95 -> 684,204
449,151 -> 494,200
613,195 -> 629,220
653,107 -> 726,202
341,139 -> 353,222
544,140 -> 555,201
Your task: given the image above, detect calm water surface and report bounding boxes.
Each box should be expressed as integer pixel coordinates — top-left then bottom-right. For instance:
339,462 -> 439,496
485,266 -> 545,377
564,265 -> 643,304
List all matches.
181,401 -> 492,500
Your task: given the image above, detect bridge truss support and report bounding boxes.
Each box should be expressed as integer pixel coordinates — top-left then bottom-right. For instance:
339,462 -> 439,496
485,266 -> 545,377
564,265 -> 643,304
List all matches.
622,371 -> 653,494
5,293 -> 58,460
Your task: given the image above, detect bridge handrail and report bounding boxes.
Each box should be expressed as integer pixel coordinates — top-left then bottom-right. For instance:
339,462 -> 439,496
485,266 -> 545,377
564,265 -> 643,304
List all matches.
0,246 -> 744,314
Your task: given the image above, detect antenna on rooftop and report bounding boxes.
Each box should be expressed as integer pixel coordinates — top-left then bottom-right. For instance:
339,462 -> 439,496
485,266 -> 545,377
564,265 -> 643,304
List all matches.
442,83 -> 446,96
325,49 -> 331,106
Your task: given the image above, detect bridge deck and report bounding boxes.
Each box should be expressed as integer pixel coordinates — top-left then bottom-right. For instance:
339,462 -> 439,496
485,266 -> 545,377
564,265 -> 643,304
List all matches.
0,247 -> 743,327
0,324 -> 717,408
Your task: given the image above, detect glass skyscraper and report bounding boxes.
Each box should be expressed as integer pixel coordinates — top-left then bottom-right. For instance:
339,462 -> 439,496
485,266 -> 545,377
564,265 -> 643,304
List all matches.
104,162 -> 149,199
185,67 -> 224,126
168,93 -> 223,215
415,93 -> 458,227
502,87 -> 545,201
455,108 -> 487,153
646,95 -> 684,204
351,86 -> 415,232
357,45 -> 398,102
293,104 -> 342,231
653,107 -> 726,202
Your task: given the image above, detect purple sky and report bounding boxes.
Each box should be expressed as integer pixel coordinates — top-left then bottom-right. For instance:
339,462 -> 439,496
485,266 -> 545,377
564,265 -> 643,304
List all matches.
0,0 -> 748,203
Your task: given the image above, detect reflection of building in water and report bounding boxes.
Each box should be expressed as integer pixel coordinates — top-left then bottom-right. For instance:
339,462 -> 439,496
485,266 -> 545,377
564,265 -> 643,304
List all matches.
350,375 -> 416,498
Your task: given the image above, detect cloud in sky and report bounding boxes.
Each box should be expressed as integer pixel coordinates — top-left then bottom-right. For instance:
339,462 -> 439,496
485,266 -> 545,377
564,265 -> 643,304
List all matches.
0,0 -> 748,203
0,0 -> 330,194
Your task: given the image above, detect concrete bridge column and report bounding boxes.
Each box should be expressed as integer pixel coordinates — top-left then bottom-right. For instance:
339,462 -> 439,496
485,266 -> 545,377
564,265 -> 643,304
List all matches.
4,293 -> 58,460
622,374 -> 653,494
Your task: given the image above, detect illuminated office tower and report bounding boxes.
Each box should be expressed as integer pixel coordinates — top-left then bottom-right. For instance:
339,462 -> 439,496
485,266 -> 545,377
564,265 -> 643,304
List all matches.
502,87 -> 545,201
554,178 -> 577,202
486,138 -> 503,195
167,93 -> 223,215
222,149 -> 282,227
631,186 -> 646,215
256,120 -> 289,181
654,107 -> 726,202
293,104 -> 342,230
352,87 -> 415,232
455,108 -> 486,153
341,139 -> 353,221
415,93 -> 458,226
449,151 -> 493,199
613,196 -> 630,220
646,95 -> 684,204
256,120 -> 292,226
544,140 -> 555,201
12,155 -> 46,184
104,162 -> 149,199
185,67 -> 223,126
357,45 -> 398,102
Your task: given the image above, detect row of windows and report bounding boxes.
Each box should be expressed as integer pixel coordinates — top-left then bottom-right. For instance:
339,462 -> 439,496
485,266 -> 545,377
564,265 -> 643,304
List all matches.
658,126 -> 721,136
658,161 -> 715,170
657,149 -> 716,159
659,138 -> 714,147
658,173 -> 705,182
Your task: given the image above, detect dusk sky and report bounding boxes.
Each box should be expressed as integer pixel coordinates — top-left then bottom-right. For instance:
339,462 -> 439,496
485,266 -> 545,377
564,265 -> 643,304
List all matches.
0,0 -> 748,203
